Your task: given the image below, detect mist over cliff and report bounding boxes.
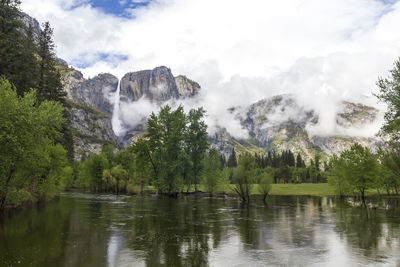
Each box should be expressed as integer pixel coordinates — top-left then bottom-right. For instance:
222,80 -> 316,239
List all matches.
60,63 -> 383,162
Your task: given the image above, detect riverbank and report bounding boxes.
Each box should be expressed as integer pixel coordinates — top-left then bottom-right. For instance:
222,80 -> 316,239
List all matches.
124,183 -> 337,197
82,183 -> 396,198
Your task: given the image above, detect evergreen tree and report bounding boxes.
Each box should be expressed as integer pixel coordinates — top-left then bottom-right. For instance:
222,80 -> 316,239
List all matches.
314,154 -> 321,171
20,25 -> 39,94
37,22 -> 65,103
219,154 -> 227,170
0,0 -> 37,95
227,148 -> 238,168
287,150 -> 295,167
36,22 -> 74,159
296,153 -> 304,168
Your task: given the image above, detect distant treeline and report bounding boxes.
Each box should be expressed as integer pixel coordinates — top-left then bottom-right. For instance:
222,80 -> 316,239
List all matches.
221,148 -> 328,184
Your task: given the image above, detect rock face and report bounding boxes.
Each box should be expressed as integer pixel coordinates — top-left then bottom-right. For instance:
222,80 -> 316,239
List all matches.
64,70 -> 118,116
20,12 -> 41,40
59,63 -> 381,163
336,101 -> 378,128
66,100 -> 118,161
174,75 -> 200,98
120,66 -> 200,103
62,69 -> 118,160
210,94 -> 382,161
120,66 -> 180,102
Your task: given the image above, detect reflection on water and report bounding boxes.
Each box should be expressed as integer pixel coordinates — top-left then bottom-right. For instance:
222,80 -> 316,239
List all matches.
1,193 -> 400,266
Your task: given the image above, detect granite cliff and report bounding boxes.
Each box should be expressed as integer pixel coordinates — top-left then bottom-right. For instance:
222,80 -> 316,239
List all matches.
210,95 -> 381,161
61,66 -> 382,162
62,69 -> 119,160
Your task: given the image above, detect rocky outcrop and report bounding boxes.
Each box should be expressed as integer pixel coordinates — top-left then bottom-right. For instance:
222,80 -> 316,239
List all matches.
120,66 -> 201,103
66,100 -> 118,161
60,63 -> 381,163
64,70 -> 118,116
62,69 -> 119,161
336,101 -> 378,128
174,75 -> 200,98
20,12 -> 41,40
210,94 -> 382,162
120,66 -> 179,102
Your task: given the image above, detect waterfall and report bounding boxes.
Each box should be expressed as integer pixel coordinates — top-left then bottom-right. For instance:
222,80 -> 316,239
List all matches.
112,79 -> 122,136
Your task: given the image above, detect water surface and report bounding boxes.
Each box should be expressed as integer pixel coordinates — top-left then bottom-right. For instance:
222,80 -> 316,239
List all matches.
1,193 -> 400,266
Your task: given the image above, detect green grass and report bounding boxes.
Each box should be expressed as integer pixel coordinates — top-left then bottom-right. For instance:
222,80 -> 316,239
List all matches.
268,183 -> 335,196
182,183 -> 336,197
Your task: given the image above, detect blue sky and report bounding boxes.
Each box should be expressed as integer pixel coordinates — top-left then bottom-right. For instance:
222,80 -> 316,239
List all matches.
89,0 -> 152,17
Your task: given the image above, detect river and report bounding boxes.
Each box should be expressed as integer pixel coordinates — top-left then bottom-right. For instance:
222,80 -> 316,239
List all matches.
1,193 -> 400,266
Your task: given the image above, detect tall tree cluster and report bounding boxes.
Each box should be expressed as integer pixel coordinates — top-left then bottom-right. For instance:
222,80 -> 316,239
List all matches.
74,105 -> 209,195
133,105 -> 209,194
0,79 -> 71,209
222,148 -> 326,184
0,0 -> 74,160
0,1 -> 75,208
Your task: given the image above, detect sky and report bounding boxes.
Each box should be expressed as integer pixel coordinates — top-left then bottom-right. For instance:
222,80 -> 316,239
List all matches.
20,0 -> 400,138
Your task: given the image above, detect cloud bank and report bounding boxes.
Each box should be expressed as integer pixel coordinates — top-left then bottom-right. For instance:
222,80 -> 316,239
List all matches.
20,0 -> 400,138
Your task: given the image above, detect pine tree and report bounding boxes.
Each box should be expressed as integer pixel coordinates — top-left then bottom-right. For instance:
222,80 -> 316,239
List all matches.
0,0 -> 37,95
296,153 -> 305,168
227,148 -> 238,168
287,150 -> 295,167
20,25 -> 39,94
220,154 -> 227,170
37,21 -> 66,103
35,21 -> 74,160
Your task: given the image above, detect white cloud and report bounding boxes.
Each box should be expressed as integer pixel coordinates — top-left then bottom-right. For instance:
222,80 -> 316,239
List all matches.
20,0 -> 400,138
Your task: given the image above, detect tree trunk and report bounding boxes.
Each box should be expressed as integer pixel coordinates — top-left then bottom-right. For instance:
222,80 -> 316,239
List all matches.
361,189 -> 366,207
194,173 -> 198,192
262,193 -> 268,203
140,173 -> 144,195
1,168 -> 16,209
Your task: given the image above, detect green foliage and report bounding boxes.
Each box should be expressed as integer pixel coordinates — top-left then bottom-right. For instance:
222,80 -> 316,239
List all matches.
185,107 -> 209,191
111,165 -> 128,193
133,105 -> 209,194
258,167 -> 273,201
76,104 -> 209,196
227,148 -> 237,168
219,167 -> 231,193
328,155 -> 352,196
37,22 -> 66,104
130,138 -> 152,194
376,58 -> 400,142
0,78 -> 66,208
328,143 -> 379,203
0,1 -> 37,95
146,105 -> 187,193
377,148 -> 400,195
232,153 -> 256,202
202,149 -> 221,193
